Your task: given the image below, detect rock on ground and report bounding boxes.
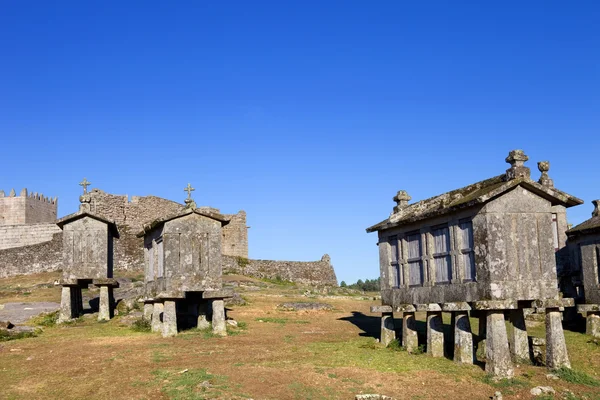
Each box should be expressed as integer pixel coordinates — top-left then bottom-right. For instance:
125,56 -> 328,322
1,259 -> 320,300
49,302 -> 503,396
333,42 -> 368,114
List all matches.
276,302 -> 333,311
530,386 -> 555,396
0,302 -> 60,325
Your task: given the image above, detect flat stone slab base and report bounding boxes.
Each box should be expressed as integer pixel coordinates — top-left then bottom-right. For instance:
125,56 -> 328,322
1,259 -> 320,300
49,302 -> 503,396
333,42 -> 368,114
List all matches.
0,302 -> 60,325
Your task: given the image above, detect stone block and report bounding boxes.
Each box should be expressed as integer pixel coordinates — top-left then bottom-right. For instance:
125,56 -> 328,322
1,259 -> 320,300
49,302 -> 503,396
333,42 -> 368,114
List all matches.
370,305 -> 393,313
162,300 -> 178,338
212,300 -> 226,336
509,308 -> 530,363
586,313 -> 600,338
442,302 -> 471,312
380,312 -> 395,347
546,308 -> 571,369
486,311 -> 514,378
426,311 -> 444,357
151,302 -> 164,333
454,311 -> 473,364
402,312 -> 418,353
474,300 -> 518,310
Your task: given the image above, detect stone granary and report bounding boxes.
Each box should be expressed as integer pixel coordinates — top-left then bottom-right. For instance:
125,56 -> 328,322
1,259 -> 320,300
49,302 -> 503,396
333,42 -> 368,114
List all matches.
566,200 -> 600,338
138,184 -> 233,338
366,150 -> 583,378
56,179 -> 120,323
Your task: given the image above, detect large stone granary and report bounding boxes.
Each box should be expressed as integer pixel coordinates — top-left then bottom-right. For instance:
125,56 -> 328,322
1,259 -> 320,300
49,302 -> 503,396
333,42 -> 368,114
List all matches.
56,179 -> 120,323
367,150 -> 582,377
566,200 -> 600,338
138,184 -> 232,338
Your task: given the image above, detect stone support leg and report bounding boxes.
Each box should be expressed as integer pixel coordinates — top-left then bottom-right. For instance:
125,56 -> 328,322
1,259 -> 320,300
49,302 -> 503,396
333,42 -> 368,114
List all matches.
212,300 -> 227,336
58,286 -> 74,323
143,303 -> 154,321
454,311 -> 473,364
486,311 -> 514,378
98,286 -> 113,321
162,300 -> 178,338
509,308 -> 530,363
402,311 -> 418,353
197,302 -> 211,330
546,307 -> 571,369
151,302 -> 164,333
381,312 -> 396,347
427,311 -> 444,357
586,312 -> 600,339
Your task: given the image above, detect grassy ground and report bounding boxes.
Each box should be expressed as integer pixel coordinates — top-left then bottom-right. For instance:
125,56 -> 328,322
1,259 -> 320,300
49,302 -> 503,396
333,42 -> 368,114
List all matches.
1,273 -> 600,399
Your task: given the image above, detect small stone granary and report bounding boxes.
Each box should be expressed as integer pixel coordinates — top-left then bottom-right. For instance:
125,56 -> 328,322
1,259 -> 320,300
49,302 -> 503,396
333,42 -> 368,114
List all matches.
56,179 -> 120,323
366,150 -> 583,377
138,184 -> 233,338
566,200 -> 600,338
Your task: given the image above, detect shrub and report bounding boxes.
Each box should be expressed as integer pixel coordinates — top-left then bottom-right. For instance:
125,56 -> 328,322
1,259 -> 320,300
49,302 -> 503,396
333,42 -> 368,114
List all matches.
131,318 -> 151,332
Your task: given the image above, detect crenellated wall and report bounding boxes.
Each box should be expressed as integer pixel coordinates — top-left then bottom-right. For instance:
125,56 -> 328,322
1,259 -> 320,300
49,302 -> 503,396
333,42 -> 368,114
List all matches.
0,188 -> 57,225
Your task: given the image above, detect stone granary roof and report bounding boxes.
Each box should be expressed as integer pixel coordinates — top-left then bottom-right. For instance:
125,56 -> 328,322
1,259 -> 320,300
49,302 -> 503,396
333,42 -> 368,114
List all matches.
56,210 -> 120,237
136,206 -> 231,237
366,150 -> 583,233
567,200 -> 600,236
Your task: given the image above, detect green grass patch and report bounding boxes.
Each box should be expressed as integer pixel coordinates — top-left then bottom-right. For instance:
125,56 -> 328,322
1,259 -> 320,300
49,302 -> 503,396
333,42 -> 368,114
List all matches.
0,329 -> 38,342
554,367 -> 600,387
255,317 -> 310,325
479,375 -> 527,395
31,310 -> 59,327
150,368 -> 245,400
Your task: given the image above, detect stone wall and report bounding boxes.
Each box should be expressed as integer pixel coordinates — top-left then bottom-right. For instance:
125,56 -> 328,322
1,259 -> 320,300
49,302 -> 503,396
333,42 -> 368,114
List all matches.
0,223 -> 62,250
0,189 -> 57,226
222,254 -> 338,286
0,232 -> 62,278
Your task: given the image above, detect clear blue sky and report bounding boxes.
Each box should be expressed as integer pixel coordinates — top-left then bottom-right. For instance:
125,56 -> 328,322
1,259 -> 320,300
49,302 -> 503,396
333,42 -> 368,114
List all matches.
1,1 -> 598,283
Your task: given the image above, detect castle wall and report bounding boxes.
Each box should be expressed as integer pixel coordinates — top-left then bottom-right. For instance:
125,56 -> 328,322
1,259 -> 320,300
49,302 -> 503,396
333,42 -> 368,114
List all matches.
0,189 -> 57,225
0,223 -> 62,250
0,232 -> 62,278
222,254 -> 338,286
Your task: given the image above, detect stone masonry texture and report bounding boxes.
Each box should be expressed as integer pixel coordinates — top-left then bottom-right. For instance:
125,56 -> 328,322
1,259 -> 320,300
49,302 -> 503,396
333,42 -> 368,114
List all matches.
0,188 -> 57,226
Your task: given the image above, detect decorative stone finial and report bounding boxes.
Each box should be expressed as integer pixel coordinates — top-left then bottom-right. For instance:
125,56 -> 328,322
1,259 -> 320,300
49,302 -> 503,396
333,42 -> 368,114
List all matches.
393,190 -> 411,214
593,200 -> 600,217
20,188 -> 27,197
537,161 -> 554,187
505,149 -> 530,180
0,190 -> 4,198
9,188 -> 15,197
183,183 -> 197,209
78,178 -> 92,211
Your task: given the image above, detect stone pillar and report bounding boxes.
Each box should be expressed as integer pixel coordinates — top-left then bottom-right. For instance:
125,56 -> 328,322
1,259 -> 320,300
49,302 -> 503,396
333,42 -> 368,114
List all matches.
546,307 -> 571,369
197,302 -> 211,330
402,311 -> 418,353
454,311 -> 473,364
143,303 -> 154,321
477,314 -> 487,359
58,286 -> 74,323
486,311 -> 514,378
212,300 -> 227,336
381,312 -> 396,347
98,286 -> 112,321
586,312 -> 600,338
509,308 -> 530,363
427,311 -> 444,357
162,300 -> 178,338
151,302 -> 164,333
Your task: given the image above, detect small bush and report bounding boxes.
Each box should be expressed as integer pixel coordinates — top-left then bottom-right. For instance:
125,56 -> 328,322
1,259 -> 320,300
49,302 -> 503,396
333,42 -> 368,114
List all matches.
386,339 -> 404,352
131,318 -> 151,332
554,367 -> 600,387
32,310 -> 59,327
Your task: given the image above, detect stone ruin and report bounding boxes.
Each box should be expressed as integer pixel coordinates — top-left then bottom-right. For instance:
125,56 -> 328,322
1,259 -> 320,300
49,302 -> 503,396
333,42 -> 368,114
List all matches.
367,150 -> 583,377
56,179 -> 120,323
138,184 -> 233,338
566,200 -> 600,338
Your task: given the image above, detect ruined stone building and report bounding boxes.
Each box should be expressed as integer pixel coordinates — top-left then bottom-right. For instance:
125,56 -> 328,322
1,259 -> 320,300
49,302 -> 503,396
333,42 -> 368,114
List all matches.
566,200 -> 600,338
138,187 -> 232,337
367,150 -> 582,377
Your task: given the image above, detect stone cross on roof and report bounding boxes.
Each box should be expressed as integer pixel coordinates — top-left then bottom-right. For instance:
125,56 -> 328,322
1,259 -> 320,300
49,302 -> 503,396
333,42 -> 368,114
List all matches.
184,183 -> 197,209
79,178 -> 91,194
184,183 -> 195,199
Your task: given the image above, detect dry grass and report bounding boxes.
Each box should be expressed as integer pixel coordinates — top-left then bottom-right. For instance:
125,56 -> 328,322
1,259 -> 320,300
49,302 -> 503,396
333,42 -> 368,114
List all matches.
1,275 -> 600,399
